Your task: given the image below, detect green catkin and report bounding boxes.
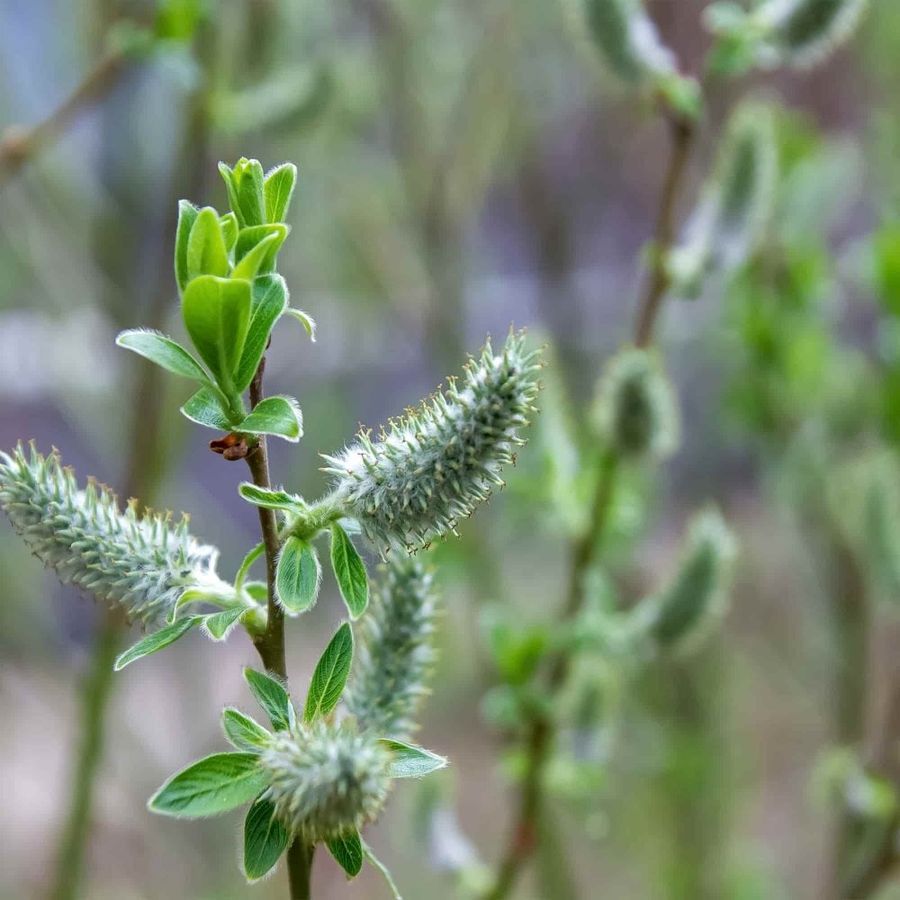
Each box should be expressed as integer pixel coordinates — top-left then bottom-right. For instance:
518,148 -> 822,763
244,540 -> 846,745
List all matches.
758,0 -> 868,68
259,721 -> 391,842
669,101 -> 777,295
648,508 -> 737,652
0,444 -> 228,625
592,348 -> 679,461
344,557 -> 438,741
580,0 -> 676,82
322,331 -> 541,552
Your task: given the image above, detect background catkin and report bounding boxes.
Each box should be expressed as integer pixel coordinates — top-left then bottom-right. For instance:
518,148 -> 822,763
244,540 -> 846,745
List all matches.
0,444 -> 227,625
344,557 -> 438,740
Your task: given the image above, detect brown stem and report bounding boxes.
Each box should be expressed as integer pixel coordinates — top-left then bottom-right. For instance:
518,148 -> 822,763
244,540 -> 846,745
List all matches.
482,105 -> 696,900
633,113 -> 696,349
0,50 -> 127,187
243,359 -> 314,898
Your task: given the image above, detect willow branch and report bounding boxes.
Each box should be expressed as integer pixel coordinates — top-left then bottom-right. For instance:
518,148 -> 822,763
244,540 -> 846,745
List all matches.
0,50 -> 127,187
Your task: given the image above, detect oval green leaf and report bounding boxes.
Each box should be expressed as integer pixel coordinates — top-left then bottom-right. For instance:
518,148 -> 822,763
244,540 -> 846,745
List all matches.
243,667 -> 295,731
330,523 -> 368,619
244,794 -> 290,881
304,622 -> 353,723
327,830 -> 363,878
378,739 -> 448,779
222,707 -> 272,752
276,537 -> 320,614
116,329 -> 209,382
114,616 -> 202,671
238,395 -> 303,442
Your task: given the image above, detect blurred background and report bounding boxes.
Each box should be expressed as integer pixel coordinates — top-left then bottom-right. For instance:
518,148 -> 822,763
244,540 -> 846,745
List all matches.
3,0 -> 900,897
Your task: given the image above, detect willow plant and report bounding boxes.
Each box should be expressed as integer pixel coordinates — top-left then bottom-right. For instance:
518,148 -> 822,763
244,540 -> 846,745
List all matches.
0,158 -> 542,898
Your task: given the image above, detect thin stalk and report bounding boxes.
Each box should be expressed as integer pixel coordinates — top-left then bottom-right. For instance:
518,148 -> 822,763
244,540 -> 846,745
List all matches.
482,108 -> 696,899
244,359 -> 315,899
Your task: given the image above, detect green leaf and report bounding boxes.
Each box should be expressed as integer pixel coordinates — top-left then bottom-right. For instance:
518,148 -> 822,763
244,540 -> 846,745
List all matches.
180,385 -> 236,430
233,231 -> 283,281
148,752 -> 266,818
362,840 -> 403,900
378,739 -> 448,778
174,200 -> 199,294
114,616 -> 202,670
182,275 -> 252,390
222,707 -> 272,752
244,667 -> 295,731
244,794 -> 290,881
220,211 -> 238,252
238,395 -> 302,442
116,329 -> 210,382
235,542 -> 266,589
304,622 -> 353,723
203,606 -> 246,641
234,223 -> 288,273
284,307 -> 317,341
264,163 -> 298,223
327,830 -> 363,878
220,158 -> 266,228
233,275 -> 290,392
330,523 -> 368,619
276,537 -> 320,614
238,483 -> 303,511
186,206 -> 230,280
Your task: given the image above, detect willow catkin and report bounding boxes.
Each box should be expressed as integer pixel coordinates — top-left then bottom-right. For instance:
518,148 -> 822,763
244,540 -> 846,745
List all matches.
0,443 -> 227,625
259,721 -> 391,842
669,101 -> 777,296
322,331 -> 541,552
344,557 -> 438,740
758,0 -> 868,68
592,347 -> 680,461
648,508 -> 737,653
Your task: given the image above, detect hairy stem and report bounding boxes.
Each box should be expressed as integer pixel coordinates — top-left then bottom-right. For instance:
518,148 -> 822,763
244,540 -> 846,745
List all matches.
483,108 -> 696,900
244,359 -> 315,899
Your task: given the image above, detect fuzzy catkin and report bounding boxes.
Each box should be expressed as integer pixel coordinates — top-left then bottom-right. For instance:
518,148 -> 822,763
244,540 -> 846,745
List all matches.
344,557 -> 438,740
580,0 -> 676,82
593,348 -> 679,461
649,508 -> 737,652
322,331 -> 541,552
758,0 -> 868,67
0,444 -> 226,625
259,721 -> 391,842
669,102 -> 777,295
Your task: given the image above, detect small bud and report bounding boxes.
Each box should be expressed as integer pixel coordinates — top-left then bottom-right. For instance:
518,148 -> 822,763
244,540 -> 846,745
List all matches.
578,0 -> 677,83
0,444 -> 228,625
259,721 -> 391,843
592,347 -> 679,461
757,0 -> 868,69
323,331 -> 542,552
669,101 -> 777,296
646,508 -> 737,653
345,557 -> 438,741
218,157 -> 266,228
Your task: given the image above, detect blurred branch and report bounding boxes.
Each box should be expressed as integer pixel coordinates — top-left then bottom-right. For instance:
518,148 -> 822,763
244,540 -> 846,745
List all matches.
0,49 -> 128,188
481,102 -> 697,900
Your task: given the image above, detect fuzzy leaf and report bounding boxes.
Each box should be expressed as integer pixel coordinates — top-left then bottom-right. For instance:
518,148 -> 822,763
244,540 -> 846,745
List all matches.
304,622 -> 353,723
264,163 -> 298,223
235,223 -> 288,271
244,667 -> 295,731
378,739 -> 448,778
149,752 -> 266,818
182,275 -> 252,391
220,212 -> 238,251
239,483 -> 303,511
233,275 -> 290,392
220,158 -> 266,228
327,830 -> 363,878
202,606 -> 246,640
276,537 -> 320,614
232,232 -> 283,281
116,330 -> 209,382
330,523 -> 368,619
180,385 -> 236,430
223,707 -> 272,752
244,794 -> 290,880
114,616 -> 202,670
238,396 -> 302,442
186,206 -> 230,280
285,307 -> 317,341
174,200 -> 199,293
